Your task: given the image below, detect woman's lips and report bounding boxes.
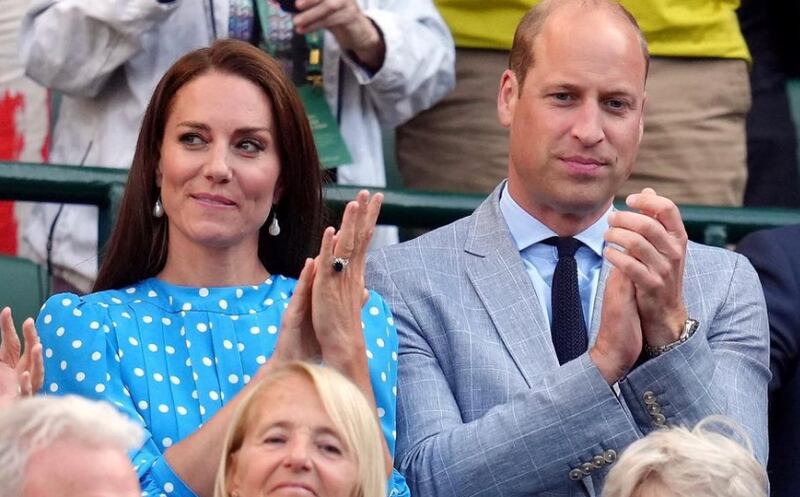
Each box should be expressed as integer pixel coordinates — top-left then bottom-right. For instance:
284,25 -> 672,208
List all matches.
191,193 -> 236,207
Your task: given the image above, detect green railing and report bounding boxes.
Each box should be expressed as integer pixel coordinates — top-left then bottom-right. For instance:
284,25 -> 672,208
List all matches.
3,161 -> 800,248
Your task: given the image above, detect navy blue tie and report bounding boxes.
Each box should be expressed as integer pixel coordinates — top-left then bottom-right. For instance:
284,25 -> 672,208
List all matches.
548,237 -> 588,365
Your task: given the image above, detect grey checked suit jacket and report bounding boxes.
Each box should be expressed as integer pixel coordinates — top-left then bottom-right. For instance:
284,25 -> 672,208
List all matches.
366,185 -> 770,497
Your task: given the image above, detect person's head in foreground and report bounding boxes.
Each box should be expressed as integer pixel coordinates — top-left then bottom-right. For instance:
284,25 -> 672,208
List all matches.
601,416 -> 768,497
95,38 -> 324,291
215,362 -> 386,497
0,395 -> 143,497
499,0 -> 649,232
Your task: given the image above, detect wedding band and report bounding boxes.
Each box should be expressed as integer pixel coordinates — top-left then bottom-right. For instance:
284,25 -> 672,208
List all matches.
332,257 -> 350,273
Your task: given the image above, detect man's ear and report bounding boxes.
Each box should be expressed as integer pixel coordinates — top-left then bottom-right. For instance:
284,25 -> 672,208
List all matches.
497,69 -> 519,129
638,93 -> 647,143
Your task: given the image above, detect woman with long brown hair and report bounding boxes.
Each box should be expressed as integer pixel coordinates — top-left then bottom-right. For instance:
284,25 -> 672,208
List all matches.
34,39 -> 405,497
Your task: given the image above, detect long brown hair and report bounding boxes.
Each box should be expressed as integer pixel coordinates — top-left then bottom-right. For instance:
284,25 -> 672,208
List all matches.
94,40 -> 325,291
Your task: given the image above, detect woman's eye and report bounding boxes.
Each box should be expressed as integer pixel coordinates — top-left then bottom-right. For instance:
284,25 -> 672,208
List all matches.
179,133 -> 206,146
319,443 -> 343,455
263,436 -> 286,445
238,140 -> 264,153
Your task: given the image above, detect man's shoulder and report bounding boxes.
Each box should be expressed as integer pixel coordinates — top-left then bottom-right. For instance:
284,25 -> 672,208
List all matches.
684,240 -> 761,292
739,224 -> 800,251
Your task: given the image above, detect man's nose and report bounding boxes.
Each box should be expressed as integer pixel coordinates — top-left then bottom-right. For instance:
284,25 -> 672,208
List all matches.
571,101 -> 605,146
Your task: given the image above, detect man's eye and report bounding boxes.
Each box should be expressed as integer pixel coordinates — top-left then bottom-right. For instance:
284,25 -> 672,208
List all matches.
552,93 -> 572,102
605,99 -> 628,110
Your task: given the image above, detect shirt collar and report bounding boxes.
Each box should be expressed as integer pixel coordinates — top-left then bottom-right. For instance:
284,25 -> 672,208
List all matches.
499,183 -> 610,258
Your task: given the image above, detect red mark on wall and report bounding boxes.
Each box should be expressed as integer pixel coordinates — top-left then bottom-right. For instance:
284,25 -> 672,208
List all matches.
0,91 -> 26,255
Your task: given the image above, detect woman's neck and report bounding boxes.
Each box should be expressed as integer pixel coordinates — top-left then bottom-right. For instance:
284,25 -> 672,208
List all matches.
157,238 -> 269,288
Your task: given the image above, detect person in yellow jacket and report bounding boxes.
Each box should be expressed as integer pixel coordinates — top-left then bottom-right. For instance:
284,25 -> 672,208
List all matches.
398,0 -> 751,206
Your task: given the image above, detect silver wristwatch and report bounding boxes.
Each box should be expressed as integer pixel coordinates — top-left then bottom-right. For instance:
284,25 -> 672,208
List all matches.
644,319 -> 700,357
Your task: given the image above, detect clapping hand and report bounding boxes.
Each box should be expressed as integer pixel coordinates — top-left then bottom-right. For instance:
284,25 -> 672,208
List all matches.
273,190 -> 381,375
604,188 -> 689,349
0,307 -> 43,407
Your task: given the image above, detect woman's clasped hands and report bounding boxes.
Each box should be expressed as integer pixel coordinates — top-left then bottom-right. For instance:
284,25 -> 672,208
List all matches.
274,190 -> 382,372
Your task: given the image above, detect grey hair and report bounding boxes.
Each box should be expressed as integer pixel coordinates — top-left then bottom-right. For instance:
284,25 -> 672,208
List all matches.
0,395 -> 143,497
601,416 -> 768,497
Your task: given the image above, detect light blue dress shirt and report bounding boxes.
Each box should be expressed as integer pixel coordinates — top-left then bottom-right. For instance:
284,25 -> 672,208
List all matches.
499,185 -> 610,337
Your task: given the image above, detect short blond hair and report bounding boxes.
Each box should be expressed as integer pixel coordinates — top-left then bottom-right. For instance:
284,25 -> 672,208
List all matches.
214,362 -> 386,497
601,416 -> 767,497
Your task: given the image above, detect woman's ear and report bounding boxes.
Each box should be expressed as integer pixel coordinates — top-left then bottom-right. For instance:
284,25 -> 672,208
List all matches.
156,162 -> 163,188
226,451 -> 240,497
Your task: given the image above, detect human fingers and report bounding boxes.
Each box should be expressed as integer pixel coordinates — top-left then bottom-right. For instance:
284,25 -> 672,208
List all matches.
609,210 -> 683,262
0,307 -> 21,366
16,318 -> 40,374
356,192 -> 382,255
294,0 -> 349,33
592,268 -> 642,383
282,258 -> 315,328
603,245 -> 656,290
27,342 -> 44,394
18,371 -> 32,397
604,225 -> 671,283
361,288 -> 370,308
333,199 -> 360,261
625,190 -> 687,239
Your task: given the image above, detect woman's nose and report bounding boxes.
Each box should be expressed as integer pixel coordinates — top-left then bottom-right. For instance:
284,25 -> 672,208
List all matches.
203,145 -> 233,182
283,437 -> 313,471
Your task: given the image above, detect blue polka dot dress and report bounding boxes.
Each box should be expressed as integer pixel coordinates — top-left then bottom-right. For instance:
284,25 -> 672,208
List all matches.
36,275 -> 408,497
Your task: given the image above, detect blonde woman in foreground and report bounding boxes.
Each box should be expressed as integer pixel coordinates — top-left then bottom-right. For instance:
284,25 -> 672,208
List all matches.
602,416 -> 767,497
215,362 -> 386,497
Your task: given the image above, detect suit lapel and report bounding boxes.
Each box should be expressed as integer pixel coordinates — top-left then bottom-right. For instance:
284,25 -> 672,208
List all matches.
463,186 -> 558,386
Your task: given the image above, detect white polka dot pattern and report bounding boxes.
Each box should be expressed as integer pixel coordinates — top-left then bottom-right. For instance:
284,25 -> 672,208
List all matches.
35,277 -> 400,497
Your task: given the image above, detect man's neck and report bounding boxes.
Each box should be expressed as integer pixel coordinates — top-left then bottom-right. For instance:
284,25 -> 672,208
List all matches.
505,183 -> 612,237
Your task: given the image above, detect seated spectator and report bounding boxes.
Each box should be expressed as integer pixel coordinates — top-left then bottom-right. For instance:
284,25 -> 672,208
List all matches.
31,40 -> 404,497
0,307 -> 42,408
601,416 -> 768,497
19,0 -> 454,292
366,1 -> 769,495
214,362 -> 384,497
737,225 -> 800,497
0,394 -> 142,497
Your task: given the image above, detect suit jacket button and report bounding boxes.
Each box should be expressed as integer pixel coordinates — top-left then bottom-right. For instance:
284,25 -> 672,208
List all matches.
647,403 -> 662,415
592,455 -> 606,468
604,449 -> 617,464
653,413 -> 667,426
581,462 -> 594,475
569,469 -> 583,481
643,391 -> 656,404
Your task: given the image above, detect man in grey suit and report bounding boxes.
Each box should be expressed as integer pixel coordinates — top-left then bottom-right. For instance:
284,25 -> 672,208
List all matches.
366,1 -> 770,496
